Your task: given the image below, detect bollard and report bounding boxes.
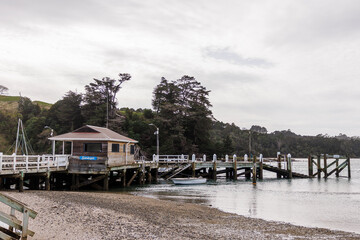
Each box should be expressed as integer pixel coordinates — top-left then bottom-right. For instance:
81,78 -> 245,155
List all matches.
244,154 -> 248,162
287,153 -> 292,179
203,154 -> 206,162
225,154 -> 229,162
213,154 -> 217,162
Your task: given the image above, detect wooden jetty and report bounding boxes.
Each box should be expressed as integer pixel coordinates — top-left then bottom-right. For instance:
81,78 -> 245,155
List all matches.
308,154 -> 351,179
0,125 -> 352,192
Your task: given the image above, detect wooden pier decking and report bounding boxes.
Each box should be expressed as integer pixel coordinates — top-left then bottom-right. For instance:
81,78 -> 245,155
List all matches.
0,153 -> 352,192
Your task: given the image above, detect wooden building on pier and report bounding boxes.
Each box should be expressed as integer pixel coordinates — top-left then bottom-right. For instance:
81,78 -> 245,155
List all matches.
49,125 -> 138,169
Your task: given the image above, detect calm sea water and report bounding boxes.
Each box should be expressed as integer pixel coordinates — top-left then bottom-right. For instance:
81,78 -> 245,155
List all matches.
125,159 -> 360,234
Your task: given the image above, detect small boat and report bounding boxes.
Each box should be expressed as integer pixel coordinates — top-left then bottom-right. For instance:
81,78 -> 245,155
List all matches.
171,177 -> 207,185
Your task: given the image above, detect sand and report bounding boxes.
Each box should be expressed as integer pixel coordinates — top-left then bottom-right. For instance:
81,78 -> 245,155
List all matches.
0,191 -> 359,240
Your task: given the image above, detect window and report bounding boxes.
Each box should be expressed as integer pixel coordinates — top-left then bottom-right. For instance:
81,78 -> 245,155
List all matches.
123,144 -> 126,152
84,143 -> 102,152
112,144 -> 119,152
130,145 -> 135,154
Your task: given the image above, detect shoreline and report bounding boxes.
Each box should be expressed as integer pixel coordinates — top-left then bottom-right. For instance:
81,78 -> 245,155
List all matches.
0,191 -> 359,240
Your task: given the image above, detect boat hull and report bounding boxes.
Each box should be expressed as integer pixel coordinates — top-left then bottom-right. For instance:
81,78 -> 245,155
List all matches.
171,178 -> 207,185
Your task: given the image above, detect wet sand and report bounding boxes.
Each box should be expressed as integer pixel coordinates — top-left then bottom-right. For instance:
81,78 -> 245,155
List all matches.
1,191 -> 359,240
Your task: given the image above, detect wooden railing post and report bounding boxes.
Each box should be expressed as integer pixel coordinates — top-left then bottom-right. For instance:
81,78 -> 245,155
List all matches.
13,155 -> 16,172
25,156 -> 29,172
233,155 -> 237,180
347,157 -> 351,178
22,209 -> 29,240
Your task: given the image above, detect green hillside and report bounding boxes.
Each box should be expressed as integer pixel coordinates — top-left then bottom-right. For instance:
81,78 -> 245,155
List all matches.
0,95 -> 52,113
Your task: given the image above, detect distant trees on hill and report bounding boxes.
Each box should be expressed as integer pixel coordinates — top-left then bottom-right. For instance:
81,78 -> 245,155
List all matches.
1,75 -> 360,158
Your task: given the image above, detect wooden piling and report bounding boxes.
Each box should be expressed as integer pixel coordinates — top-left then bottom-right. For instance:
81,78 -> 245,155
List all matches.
277,155 -> 281,179
347,157 -> 351,178
287,155 -> 292,179
323,155 -> 328,178
259,161 -> 263,180
192,162 -> 196,178
154,168 -> 158,183
317,155 -> 321,179
103,173 -> 109,191
245,168 -> 251,179
19,171 -> 24,192
252,156 -> 257,184
335,159 -> 339,177
212,162 -> 217,181
122,170 -> 127,187
233,160 -> 237,180
308,156 -> 313,177
45,171 -> 51,191
147,168 -> 152,183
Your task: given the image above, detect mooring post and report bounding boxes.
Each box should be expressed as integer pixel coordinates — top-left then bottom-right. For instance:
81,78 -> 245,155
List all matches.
317,155 -> 321,179
308,156 -> 313,177
252,156 -> 257,184
277,154 -> 281,179
259,154 -> 263,180
347,157 -> 351,178
323,154 -> 328,178
19,170 -> 24,192
45,171 -> 51,191
233,154 -> 237,180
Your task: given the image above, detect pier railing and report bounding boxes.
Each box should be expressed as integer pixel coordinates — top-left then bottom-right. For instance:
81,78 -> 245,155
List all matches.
0,193 -> 37,240
155,155 -> 189,163
0,153 -> 69,173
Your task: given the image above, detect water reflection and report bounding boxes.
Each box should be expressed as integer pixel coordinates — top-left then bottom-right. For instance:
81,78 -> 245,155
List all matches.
127,160 -> 360,234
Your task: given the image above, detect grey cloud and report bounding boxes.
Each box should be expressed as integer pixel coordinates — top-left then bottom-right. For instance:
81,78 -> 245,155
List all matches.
203,47 -> 273,68
267,0 -> 360,47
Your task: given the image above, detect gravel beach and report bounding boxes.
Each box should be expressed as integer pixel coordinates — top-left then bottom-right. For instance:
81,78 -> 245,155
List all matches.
0,191 -> 359,240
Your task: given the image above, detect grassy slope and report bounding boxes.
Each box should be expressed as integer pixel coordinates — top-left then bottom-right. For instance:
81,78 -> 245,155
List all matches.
0,95 -> 52,113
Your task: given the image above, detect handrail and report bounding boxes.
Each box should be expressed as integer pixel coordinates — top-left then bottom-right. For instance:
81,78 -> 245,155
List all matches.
0,193 -> 37,239
0,154 -> 70,173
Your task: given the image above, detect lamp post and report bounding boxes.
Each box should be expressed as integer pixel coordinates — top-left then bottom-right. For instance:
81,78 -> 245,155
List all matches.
149,123 -> 159,161
45,126 -> 55,155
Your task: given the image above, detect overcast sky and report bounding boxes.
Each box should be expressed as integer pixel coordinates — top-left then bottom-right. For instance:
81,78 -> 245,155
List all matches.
1,0 -> 360,136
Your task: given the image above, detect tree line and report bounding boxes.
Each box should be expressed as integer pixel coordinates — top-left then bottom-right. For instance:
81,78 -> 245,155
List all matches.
1,75 -> 360,158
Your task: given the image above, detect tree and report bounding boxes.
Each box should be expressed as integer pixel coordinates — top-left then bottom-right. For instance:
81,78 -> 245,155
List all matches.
82,73 -> 131,127
152,75 -> 213,154
47,91 -> 83,134
18,97 -> 41,123
0,85 -> 8,95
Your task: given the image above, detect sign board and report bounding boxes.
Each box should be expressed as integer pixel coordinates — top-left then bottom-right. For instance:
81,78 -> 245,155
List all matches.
79,156 -> 98,160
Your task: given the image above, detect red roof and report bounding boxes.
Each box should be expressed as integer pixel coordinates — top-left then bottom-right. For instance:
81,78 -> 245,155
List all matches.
49,125 -> 138,143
